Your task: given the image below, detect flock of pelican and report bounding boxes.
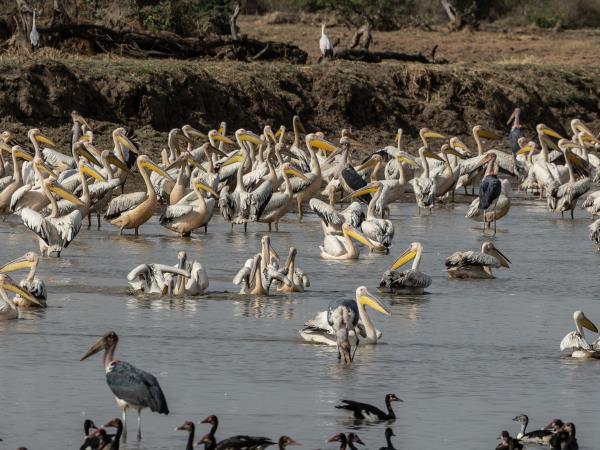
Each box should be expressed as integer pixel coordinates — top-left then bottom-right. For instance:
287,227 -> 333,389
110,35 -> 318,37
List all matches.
1,107 -> 598,449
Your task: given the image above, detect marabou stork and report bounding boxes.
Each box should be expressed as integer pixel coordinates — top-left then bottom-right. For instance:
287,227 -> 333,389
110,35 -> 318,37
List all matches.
80,331 -> 169,440
477,153 -> 502,233
508,108 -> 525,156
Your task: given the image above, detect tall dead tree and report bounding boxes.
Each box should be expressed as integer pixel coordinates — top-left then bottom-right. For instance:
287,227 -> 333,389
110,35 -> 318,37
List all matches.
350,20 -> 372,51
230,1 -> 241,40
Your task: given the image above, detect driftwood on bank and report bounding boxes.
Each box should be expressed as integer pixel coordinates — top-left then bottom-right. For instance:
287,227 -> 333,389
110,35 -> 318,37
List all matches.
35,22 -> 308,63
333,48 -> 434,63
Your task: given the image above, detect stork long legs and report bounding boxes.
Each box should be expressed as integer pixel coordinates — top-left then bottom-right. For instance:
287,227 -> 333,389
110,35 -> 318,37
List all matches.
122,408 -> 128,441
137,409 -> 142,440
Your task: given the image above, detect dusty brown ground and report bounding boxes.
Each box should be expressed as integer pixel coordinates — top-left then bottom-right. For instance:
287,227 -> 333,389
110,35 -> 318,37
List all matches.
241,15 -> 600,66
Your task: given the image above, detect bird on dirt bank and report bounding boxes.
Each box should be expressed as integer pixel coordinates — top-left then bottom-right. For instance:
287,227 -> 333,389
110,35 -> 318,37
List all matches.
29,9 -> 39,49
319,24 -> 333,60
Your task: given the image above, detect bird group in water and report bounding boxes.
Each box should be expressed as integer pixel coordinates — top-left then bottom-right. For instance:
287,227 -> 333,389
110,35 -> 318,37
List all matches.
1,107 -> 597,449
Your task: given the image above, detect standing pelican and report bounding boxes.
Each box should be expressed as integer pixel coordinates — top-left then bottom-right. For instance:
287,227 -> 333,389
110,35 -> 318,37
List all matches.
105,156 -> 173,235
445,241 -> 510,279
379,242 -> 431,294
320,223 -> 386,260
0,252 -> 46,307
553,139 -> 590,219
319,24 -> 333,59
20,178 -> 84,257
560,310 -> 600,359
410,147 -> 444,214
80,331 -> 169,440
0,274 -> 41,320
159,180 -> 218,236
300,286 -> 391,353
259,163 -> 307,231
0,146 -> 32,213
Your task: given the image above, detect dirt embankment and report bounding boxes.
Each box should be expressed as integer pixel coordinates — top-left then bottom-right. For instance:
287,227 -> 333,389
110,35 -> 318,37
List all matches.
1,57 -> 599,155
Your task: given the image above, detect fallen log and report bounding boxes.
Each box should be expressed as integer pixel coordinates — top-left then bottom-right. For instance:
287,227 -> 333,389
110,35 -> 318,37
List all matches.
333,48 -> 434,64
36,22 -> 308,63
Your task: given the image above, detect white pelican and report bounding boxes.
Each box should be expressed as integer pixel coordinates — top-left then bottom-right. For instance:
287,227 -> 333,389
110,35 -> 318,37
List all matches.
0,252 -> 46,307
465,179 -> 512,228
300,286 -> 391,349
320,223 -> 386,260
159,179 -> 218,237
445,241 -> 510,279
20,178 -> 85,257
379,242 -> 431,294
455,126 -> 500,194
319,23 -> 333,59
0,145 -> 32,213
560,310 -> 600,359
277,247 -> 310,293
581,190 -> 600,217
233,236 -> 289,295
348,181 -> 394,250
10,156 -> 58,213
552,139 -> 590,219
127,263 -> 190,296
310,198 -> 364,236
105,155 -> 173,235
172,251 -> 209,296
410,147 -> 444,214
259,163 -> 307,231
589,219 -> 600,251
0,274 -> 41,320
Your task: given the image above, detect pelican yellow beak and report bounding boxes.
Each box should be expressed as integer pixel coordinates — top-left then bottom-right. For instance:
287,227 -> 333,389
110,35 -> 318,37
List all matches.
264,127 -> 277,143
397,155 -> 418,167
212,132 -> 235,146
116,134 -> 138,154
194,181 -> 219,198
580,314 -> 599,333
580,132 -> 599,145
140,158 -> 173,182
477,129 -> 500,140
390,246 -> 417,271
539,125 -> 563,140
275,128 -> 284,139
0,274 -> 41,307
344,225 -> 372,247
182,125 -> 206,140
421,129 -> 446,140
0,142 -> 13,154
218,122 -> 226,135
77,134 -> 91,143
34,159 -> 58,179
490,245 -> 511,268
14,149 -> 33,161
49,182 -> 85,207
423,149 -> 444,161
445,147 -> 465,158
35,133 -> 55,147
75,144 -> 102,167
358,290 -> 391,316
308,136 -> 337,153
349,183 -> 380,200
516,145 -> 533,156
80,163 -> 107,182
284,166 -> 308,180
239,132 -> 263,146
221,154 -> 243,167
80,336 -> 107,361
450,138 -> 472,156
0,255 -> 34,273
106,153 -> 129,172
395,130 -> 402,143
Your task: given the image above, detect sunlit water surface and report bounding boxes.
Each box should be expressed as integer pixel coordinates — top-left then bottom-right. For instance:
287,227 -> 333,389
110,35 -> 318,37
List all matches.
1,197 -> 599,449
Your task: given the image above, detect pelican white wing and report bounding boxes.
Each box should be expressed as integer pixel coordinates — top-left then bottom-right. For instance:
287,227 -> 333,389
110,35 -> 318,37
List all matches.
445,251 -> 502,268
560,331 -> 591,352
105,192 -> 148,220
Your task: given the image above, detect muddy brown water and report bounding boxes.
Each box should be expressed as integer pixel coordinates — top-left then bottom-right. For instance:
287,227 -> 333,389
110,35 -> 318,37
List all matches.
0,198 -> 598,449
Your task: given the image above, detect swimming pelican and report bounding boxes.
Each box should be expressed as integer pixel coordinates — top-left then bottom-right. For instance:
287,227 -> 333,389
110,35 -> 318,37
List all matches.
379,242 -> 431,294
277,247 -> 310,293
445,241 -> 510,279
319,23 -> 333,59
159,179 -> 218,236
233,236 -> 288,295
20,178 -> 84,257
319,223 -> 386,260
410,147 -> 444,214
348,181 -> 394,250
310,198 -> 364,235
0,274 -> 41,320
105,155 -> 173,235
80,331 -> 169,440
127,262 -> 190,296
560,310 -> 600,359
173,251 -> 209,296
466,179 -> 511,228
0,252 -> 46,307
300,286 -> 391,351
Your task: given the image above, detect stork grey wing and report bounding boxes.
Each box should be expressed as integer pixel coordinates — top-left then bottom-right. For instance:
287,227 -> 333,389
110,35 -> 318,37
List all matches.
105,192 -> 147,220
106,361 -> 169,414
309,198 -> 344,226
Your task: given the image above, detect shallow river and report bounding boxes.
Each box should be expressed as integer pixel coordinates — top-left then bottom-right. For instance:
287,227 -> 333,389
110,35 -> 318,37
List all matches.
0,197 -> 599,450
